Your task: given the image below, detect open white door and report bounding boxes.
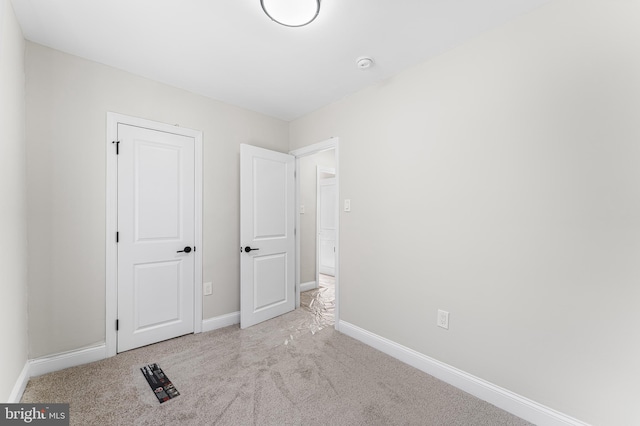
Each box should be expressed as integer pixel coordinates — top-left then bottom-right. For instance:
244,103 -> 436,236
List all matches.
117,124 -> 195,352
318,176 -> 337,276
240,144 -> 295,329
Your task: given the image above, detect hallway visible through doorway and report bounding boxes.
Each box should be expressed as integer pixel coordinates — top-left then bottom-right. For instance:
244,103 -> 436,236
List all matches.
300,274 -> 335,333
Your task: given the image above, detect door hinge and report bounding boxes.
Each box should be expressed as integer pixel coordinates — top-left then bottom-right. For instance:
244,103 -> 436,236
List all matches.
116,319 -> 119,331
194,246 -> 196,252
116,231 -> 119,243
112,140 -> 120,155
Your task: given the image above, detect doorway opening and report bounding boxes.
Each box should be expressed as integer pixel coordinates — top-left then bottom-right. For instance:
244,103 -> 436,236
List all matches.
105,113 -> 203,357
291,138 -> 340,330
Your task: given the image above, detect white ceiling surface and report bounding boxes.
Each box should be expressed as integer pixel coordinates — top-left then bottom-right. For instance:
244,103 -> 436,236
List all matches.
12,0 -> 552,121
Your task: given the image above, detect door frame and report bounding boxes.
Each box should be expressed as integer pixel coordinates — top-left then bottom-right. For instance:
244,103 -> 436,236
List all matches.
105,112 -> 203,357
290,137 -> 340,330
316,168 -> 336,282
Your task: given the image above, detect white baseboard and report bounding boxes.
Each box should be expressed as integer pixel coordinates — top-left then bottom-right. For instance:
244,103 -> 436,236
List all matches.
23,313 -> 242,382
14,314 -> 238,400
29,344 -> 106,378
8,361 -> 30,403
202,311 -> 240,332
338,321 -> 589,426
300,281 -> 317,292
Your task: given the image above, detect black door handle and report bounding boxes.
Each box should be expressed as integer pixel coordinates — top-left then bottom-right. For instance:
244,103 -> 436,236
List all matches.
244,246 -> 259,253
177,246 -> 192,253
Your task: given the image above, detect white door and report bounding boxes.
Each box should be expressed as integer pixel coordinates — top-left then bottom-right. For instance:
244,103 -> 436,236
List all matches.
318,177 -> 337,276
240,144 -> 295,329
117,124 -> 195,352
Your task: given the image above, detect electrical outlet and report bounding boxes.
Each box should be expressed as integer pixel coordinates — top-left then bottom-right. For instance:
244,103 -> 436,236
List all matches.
437,309 -> 449,329
203,282 -> 213,296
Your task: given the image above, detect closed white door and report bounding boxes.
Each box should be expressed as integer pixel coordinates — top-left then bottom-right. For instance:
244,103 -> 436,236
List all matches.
117,124 -> 195,352
240,144 -> 295,329
318,177 -> 337,276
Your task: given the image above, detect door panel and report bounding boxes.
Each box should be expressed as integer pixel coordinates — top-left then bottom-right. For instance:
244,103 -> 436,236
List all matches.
135,261 -> 182,328
241,144 -> 295,329
254,158 -> 288,238
254,253 -> 288,310
135,143 -> 181,240
117,124 -> 195,352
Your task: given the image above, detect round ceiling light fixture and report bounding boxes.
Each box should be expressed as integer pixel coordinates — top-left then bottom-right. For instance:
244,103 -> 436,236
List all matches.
260,0 -> 321,27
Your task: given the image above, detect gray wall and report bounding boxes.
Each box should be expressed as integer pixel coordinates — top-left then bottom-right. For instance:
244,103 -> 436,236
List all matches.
299,149 -> 335,283
25,42 -> 289,359
0,0 -> 28,402
290,1 -> 640,424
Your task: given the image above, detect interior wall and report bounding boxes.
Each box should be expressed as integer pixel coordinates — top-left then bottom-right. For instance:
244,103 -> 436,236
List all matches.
0,0 -> 28,402
289,1 -> 640,424
25,42 -> 289,359
299,149 -> 336,284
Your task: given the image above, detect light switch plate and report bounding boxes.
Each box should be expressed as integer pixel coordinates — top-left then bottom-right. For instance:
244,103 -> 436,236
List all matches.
344,199 -> 351,212
300,205 -> 305,214
437,309 -> 449,329
203,282 -> 213,296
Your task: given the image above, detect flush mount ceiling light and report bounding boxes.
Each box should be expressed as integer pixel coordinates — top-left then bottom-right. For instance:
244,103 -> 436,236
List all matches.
260,0 -> 321,27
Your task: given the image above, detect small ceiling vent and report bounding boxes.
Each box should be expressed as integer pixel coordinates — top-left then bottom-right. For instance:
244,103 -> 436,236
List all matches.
356,57 -> 374,70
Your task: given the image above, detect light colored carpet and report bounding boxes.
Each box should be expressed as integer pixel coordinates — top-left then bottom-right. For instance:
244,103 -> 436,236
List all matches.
21,301 -> 531,425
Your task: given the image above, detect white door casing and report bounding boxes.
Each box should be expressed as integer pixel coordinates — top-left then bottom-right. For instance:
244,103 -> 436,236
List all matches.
318,173 -> 336,277
106,113 -> 203,357
240,144 -> 295,329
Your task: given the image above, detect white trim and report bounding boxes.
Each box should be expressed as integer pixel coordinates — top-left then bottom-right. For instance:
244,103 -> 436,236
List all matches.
294,155 -> 302,309
106,112 -> 203,357
202,312 -> 240,332
193,126 -> 203,334
298,156 -> 303,309
8,362 -> 30,403
299,281 -> 317,292
106,114 -> 118,357
339,321 -> 590,426
29,345 -> 106,378
290,138 -> 340,329
290,138 -> 337,157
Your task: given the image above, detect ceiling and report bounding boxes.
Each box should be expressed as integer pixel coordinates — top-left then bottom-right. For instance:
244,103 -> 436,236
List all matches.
11,0 -> 552,121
